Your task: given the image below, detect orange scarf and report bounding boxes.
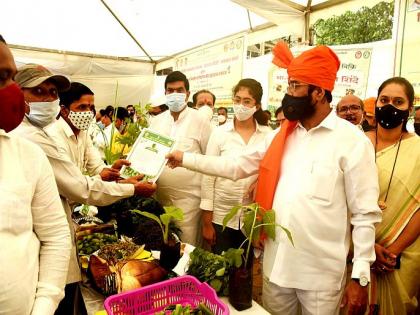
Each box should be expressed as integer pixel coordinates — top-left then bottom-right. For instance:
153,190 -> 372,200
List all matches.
255,119 -> 297,210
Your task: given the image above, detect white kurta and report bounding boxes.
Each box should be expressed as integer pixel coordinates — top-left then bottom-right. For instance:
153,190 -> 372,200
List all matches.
0,129 -> 71,315
46,117 -> 106,175
11,117 -> 135,284
183,111 -> 382,290
200,121 -> 271,229
149,107 -> 212,246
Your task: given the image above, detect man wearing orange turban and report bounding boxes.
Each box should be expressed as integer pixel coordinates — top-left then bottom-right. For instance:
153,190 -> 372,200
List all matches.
166,42 -> 381,315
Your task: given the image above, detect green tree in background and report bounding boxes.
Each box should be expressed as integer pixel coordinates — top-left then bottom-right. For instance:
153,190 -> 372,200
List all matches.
312,1 -> 394,45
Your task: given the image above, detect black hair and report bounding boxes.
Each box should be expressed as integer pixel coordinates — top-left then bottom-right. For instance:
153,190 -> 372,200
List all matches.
165,71 -> 189,91
192,90 -> 216,106
0,35 -> 6,44
308,85 -> 332,103
233,78 -> 266,125
233,78 -> 263,104
115,107 -> 129,120
126,105 -> 135,111
377,77 -> 414,132
59,82 -> 94,108
217,107 -> 228,115
275,106 -> 283,117
99,109 -> 106,116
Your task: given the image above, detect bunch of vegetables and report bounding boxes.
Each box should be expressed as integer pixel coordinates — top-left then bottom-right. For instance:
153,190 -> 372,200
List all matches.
77,232 -> 118,255
154,303 -> 214,315
186,247 -> 243,296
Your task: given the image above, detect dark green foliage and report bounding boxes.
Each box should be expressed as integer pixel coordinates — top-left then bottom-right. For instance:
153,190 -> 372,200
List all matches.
186,247 -> 243,296
312,1 -> 394,45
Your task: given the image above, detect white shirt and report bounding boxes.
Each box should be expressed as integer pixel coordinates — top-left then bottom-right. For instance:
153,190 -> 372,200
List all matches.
94,124 -> 118,160
47,117 -> 106,175
11,118 -> 134,283
183,111 -> 382,290
0,129 -> 71,315
149,107 -> 212,215
200,121 -> 271,229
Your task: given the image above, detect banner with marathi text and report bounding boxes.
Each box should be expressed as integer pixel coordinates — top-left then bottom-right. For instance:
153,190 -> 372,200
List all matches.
174,37 -> 244,108
268,46 -> 373,108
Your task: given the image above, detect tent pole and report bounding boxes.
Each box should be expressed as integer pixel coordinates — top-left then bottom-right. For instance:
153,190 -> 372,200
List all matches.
99,0 -> 155,63
247,9 -> 254,31
304,0 -> 312,44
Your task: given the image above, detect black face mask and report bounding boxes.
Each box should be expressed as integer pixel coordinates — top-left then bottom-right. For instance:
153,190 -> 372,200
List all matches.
375,104 -> 409,129
414,122 -> 420,136
281,94 -> 315,121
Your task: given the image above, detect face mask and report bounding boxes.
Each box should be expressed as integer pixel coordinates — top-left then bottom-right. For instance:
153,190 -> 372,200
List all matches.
375,104 -> 409,129
68,110 -> 94,130
0,83 -> 26,132
233,104 -> 256,121
414,123 -> 420,136
198,105 -> 214,121
118,122 -> 126,133
166,93 -> 187,112
281,94 -> 314,121
97,122 -> 105,130
218,115 -> 227,124
26,99 -> 60,128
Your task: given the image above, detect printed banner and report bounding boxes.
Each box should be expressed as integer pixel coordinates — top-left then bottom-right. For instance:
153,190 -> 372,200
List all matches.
267,46 -> 373,108
174,37 -> 245,108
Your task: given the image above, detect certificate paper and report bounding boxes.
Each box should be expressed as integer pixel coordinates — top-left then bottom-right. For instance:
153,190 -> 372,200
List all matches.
120,128 -> 175,183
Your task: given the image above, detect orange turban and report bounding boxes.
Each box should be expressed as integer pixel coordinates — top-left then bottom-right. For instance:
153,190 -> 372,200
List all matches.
272,42 -> 340,92
363,97 -> 376,117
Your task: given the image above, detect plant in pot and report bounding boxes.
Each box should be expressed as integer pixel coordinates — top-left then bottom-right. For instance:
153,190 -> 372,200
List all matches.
222,202 -> 293,311
132,206 -> 183,271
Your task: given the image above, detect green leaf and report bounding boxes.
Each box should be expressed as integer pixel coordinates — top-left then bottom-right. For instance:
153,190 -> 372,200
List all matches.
262,210 -> 276,240
209,279 -> 222,292
279,225 -> 294,247
160,213 -> 172,228
242,211 -> 254,238
215,267 -> 225,277
222,205 -> 242,230
164,206 -> 184,221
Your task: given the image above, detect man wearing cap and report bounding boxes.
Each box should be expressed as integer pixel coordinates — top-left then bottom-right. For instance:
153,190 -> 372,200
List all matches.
336,94 -> 365,128
167,43 -> 381,314
0,35 -> 71,315
12,64 -> 156,314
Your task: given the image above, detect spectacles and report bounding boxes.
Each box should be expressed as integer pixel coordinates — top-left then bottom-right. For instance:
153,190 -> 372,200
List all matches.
337,104 -> 362,114
287,81 -> 308,92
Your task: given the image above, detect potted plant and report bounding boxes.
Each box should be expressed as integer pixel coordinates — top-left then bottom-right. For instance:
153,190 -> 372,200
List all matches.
222,202 -> 293,311
132,206 -> 184,271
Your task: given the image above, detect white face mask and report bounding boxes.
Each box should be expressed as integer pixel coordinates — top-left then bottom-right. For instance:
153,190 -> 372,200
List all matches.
166,93 -> 187,112
68,110 -> 94,131
26,99 -> 60,127
218,114 -> 227,123
233,104 -> 256,121
198,105 -> 214,121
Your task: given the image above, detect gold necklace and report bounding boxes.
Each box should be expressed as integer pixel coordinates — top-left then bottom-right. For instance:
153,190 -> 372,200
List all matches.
375,131 -> 403,210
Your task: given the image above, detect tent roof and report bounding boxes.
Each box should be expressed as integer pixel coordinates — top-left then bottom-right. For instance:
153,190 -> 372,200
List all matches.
1,0 -> 337,62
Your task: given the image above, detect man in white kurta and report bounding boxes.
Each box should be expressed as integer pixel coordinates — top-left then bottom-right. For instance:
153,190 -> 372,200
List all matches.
150,71 -> 212,246
167,44 -> 382,315
0,36 -> 71,315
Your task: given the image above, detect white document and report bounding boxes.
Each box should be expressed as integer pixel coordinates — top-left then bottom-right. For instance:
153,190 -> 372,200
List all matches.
120,128 -> 175,183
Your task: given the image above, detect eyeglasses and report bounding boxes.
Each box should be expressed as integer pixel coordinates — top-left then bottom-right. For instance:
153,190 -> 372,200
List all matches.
337,104 -> 362,114
287,81 -> 308,92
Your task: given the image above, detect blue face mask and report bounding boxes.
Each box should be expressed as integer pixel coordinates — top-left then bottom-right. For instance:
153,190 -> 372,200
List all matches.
97,122 -> 105,130
166,93 -> 186,112
26,99 -> 60,127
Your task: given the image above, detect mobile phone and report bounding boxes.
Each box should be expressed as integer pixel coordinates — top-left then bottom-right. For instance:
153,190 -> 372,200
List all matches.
394,254 -> 401,269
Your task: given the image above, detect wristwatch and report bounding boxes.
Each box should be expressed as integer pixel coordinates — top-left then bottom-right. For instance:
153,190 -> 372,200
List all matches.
352,275 -> 369,287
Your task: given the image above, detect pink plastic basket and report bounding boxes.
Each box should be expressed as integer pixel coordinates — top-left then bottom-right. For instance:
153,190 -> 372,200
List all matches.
104,275 -> 229,315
